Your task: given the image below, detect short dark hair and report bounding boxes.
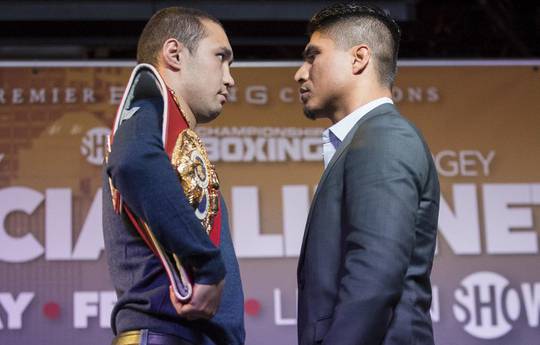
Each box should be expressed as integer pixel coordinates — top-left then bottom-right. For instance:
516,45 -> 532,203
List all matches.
308,2 -> 401,87
137,7 -> 221,65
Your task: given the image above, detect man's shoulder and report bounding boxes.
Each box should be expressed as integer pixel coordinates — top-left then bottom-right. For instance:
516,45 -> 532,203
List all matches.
358,104 -> 426,138
129,97 -> 163,117
362,103 -> 407,126
349,104 -> 427,153
116,97 -> 164,131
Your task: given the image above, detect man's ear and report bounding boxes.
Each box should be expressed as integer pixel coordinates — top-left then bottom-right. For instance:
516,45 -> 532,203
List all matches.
352,44 -> 370,75
161,38 -> 183,71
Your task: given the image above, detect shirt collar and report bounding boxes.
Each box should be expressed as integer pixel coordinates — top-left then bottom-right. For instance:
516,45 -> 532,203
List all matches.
328,97 -> 393,142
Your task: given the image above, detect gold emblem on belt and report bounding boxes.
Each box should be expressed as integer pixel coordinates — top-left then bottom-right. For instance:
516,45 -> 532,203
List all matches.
171,129 -> 220,235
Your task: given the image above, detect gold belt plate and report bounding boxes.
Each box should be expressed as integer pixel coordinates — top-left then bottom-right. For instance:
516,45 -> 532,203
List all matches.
171,128 -> 220,235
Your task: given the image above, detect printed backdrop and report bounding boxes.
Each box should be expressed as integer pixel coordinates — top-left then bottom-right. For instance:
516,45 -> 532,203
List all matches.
0,62 -> 539,345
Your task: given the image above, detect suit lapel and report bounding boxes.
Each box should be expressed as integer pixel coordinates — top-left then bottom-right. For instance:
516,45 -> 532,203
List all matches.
297,104 -> 395,273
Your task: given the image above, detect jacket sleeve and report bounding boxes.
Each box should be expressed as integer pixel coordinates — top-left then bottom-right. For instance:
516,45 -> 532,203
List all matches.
107,100 -> 225,285
322,116 -> 428,345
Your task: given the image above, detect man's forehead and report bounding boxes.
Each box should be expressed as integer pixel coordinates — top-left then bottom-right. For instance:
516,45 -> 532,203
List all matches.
306,31 -> 334,49
201,22 -> 230,49
198,19 -> 233,60
310,31 -> 325,40
202,20 -> 229,41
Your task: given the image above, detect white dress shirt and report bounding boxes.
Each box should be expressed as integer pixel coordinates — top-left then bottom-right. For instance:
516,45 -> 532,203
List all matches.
322,97 -> 393,168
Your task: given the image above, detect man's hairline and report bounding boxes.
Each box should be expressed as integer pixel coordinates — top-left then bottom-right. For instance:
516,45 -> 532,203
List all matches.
309,27 -> 369,54
311,13 -> 395,50
175,16 -> 221,51
155,18 -> 234,69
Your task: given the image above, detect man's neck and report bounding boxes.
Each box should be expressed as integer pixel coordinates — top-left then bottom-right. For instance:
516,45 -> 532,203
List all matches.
159,65 -> 197,129
330,88 -> 392,124
170,90 -> 197,129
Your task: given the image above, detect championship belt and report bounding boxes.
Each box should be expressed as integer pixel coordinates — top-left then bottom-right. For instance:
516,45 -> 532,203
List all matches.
106,63 -> 222,302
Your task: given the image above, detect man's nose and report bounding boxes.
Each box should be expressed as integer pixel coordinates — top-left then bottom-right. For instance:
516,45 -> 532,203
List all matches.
294,63 -> 308,83
224,65 -> 235,88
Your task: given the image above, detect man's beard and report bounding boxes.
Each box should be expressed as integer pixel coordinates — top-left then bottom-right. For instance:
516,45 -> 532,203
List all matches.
303,99 -> 337,121
303,106 -> 317,120
195,106 -> 222,124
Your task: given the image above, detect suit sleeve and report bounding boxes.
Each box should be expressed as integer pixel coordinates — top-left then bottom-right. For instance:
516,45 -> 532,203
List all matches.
107,101 -> 225,285
322,116 -> 428,345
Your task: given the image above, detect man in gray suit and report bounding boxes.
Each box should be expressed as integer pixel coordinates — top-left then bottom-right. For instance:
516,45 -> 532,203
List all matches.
294,3 -> 440,345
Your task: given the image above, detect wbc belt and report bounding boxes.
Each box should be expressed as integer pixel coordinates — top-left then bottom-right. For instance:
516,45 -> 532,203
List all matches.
106,63 -> 222,302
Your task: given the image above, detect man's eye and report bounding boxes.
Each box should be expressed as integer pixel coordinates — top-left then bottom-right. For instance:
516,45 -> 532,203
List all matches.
304,51 -> 317,63
217,53 -> 225,61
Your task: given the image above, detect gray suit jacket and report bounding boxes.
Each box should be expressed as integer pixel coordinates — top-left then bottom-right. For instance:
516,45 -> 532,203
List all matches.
297,103 -> 440,345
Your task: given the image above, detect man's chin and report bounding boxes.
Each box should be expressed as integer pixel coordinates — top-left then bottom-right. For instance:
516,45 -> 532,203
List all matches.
195,108 -> 222,124
303,106 -> 319,120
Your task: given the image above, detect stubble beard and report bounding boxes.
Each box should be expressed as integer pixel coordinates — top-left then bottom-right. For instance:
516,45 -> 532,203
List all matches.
303,96 -> 339,121
303,106 -> 317,120
302,101 -> 327,120
196,107 -> 221,124
191,94 -> 223,124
